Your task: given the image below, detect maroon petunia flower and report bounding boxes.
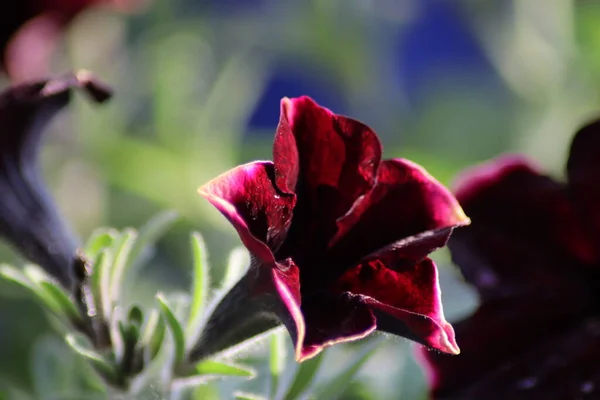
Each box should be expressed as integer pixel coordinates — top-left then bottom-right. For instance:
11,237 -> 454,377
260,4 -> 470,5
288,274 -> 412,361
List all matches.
0,71 -> 111,289
1,0 -> 148,81
191,96 -> 470,362
421,119 -> 600,399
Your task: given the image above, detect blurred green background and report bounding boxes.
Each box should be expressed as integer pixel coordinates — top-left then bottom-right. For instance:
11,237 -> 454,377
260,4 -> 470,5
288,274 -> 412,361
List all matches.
1,0 -> 600,398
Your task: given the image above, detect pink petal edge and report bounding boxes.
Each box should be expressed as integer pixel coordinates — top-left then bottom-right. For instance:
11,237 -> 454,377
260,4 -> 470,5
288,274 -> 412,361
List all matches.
198,161 -> 277,265
298,314 -> 377,362
394,158 -> 470,228
271,266 -> 307,361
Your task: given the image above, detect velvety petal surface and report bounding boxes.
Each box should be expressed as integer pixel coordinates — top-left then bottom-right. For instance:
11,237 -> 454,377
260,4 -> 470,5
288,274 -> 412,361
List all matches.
0,71 -> 111,288
449,319 -> 600,400
449,155 -> 597,297
419,126 -> 600,398
199,161 -> 295,264
298,293 -> 377,362
422,282 -> 597,399
337,250 -> 458,354
567,118 -> 600,253
330,158 -> 469,269
273,96 -> 383,258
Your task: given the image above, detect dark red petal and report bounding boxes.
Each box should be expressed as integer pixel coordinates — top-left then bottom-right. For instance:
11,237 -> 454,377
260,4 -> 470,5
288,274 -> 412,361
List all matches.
330,158 -> 469,267
336,254 -> 458,355
450,155 -> 597,297
567,118 -> 600,252
298,293 -> 377,362
263,258 -> 376,362
421,280 -> 595,399
198,161 -> 295,264
272,98 -> 299,194
273,96 -> 383,255
447,319 -> 600,400
0,71 -> 111,288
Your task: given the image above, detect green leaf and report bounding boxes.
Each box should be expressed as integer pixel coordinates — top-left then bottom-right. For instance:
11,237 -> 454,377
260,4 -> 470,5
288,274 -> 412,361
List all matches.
128,305 -> 144,327
119,320 -> 141,347
0,265 -> 47,302
109,229 -> 138,307
38,281 -> 81,323
90,249 -> 113,321
118,319 -> 141,376
126,210 -> 178,274
269,330 -> 287,398
109,307 -> 126,364
128,309 -> 171,395
139,308 -> 166,362
194,360 -> 254,378
20,266 -> 80,323
313,339 -> 382,400
157,293 -> 186,365
65,334 -> 118,384
283,351 -> 325,400
84,228 -> 118,261
121,305 -> 144,358
1,265 -> 66,321
186,232 -> 210,347
192,384 -> 221,400
221,247 -> 249,290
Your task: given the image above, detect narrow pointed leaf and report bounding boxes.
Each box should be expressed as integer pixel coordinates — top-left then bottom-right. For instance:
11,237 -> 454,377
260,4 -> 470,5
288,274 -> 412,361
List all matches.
84,228 -> 118,261
186,232 -> 210,347
0,264 -> 41,295
157,293 -> 186,365
109,229 -> 138,306
65,334 -> 118,383
313,339 -> 382,400
90,249 -> 113,321
2,265 -> 63,318
195,360 -> 255,378
126,210 -> 178,273
269,330 -> 287,398
139,308 -> 166,362
119,320 -> 141,347
39,281 -> 81,323
283,351 -> 325,400
222,247 -> 249,290
128,305 -> 144,327
118,320 -> 140,376
201,246 -> 250,342
109,307 -> 126,364
128,310 -> 171,395
20,266 -> 80,324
